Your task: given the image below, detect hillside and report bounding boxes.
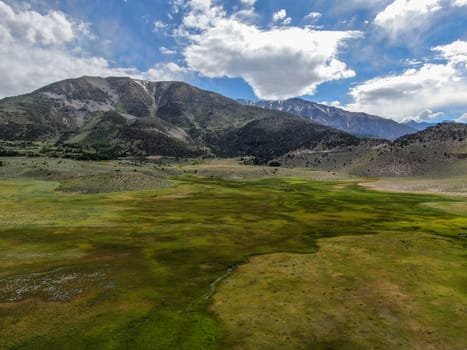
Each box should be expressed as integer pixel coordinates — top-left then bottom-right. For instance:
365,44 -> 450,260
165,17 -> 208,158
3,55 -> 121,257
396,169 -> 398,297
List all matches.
272,122 -> 467,177
0,77 -> 360,160
365,122 -> 467,176
239,98 -> 418,140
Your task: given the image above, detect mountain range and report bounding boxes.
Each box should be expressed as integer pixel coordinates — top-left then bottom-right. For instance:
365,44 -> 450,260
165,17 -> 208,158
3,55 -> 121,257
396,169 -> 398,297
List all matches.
0,76 -> 465,176
238,98 -> 419,140
0,76 -> 359,160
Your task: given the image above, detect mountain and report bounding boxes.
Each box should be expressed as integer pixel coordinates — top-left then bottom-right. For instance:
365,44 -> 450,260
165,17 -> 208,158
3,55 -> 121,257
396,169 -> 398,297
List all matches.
0,76 -> 360,160
239,98 -> 417,140
364,122 -> 467,176
402,120 -> 437,131
271,122 -> 467,177
1,77 -> 464,177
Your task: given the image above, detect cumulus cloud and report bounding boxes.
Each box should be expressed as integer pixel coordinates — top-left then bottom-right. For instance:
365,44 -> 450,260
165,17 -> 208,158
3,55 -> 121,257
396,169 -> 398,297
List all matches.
282,17 -> 292,25
143,62 -> 189,81
160,46 -> 177,55
346,40 -> 467,122
0,1 -> 189,97
305,12 -> 322,21
374,0 -> 467,42
272,9 -> 287,22
178,0 -> 359,100
320,100 -> 343,108
153,20 -> 168,32
272,9 -> 292,25
413,109 -> 445,122
0,1 -> 74,45
433,40 -> 467,64
239,0 -> 256,6
181,0 -> 225,31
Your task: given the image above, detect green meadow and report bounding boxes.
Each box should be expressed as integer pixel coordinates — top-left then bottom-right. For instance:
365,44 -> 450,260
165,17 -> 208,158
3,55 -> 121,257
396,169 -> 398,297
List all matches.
0,166 -> 466,349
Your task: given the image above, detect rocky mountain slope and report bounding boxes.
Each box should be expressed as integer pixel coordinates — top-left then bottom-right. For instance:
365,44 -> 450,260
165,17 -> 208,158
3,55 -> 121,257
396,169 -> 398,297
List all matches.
0,76 -> 360,160
239,98 -> 418,140
272,122 -> 467,177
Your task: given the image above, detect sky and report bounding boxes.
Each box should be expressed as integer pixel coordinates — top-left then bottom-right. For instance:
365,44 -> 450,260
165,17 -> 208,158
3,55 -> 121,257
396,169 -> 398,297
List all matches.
0,0 -> 466,123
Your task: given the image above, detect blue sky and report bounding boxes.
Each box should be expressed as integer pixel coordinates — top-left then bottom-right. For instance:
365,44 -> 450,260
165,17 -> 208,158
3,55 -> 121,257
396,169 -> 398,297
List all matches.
0,0 -> 466,122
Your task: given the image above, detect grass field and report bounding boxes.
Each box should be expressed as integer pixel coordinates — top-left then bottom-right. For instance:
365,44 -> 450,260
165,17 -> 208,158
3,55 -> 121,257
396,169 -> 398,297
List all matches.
213,233 -> 466,349
0,158 -> 465,349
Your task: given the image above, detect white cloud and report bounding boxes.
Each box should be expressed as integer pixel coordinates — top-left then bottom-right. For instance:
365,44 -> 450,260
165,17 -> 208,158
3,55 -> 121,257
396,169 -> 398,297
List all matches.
75,21 -> 96,40
0,41 -> 137,97
320,100 -> 343,108
179,1 -> 360,100
160,46 -> 177,55
305,12 -> 322,21
413,109 -> 445,122
374,0 -> 467,41
240,0 -> 256,6
181,0 -> 225,30
0,1 -> 189,97
272,9 -> 287,22
153,20 -> 168,32
346,40 -> 467,122
433,40 -> 467,64
282,17 -> 292,25
170,0 -> 186,14
0,0 -> 74,45
456,113 -> 467,122
143,62 -> 189,81
271,9 -> 292,25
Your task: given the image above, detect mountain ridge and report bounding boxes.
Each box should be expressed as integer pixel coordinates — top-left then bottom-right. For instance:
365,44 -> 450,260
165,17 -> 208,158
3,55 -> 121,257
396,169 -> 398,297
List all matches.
0,76 -> 360,160
271,122 -> 467,176
1,76 -> 465,177
238,98 -> 419,140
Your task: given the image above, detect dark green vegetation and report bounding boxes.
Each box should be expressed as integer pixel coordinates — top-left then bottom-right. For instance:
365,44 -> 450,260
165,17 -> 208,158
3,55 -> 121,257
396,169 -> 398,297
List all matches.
0,158 -> 465,349
0,76 -> 359,161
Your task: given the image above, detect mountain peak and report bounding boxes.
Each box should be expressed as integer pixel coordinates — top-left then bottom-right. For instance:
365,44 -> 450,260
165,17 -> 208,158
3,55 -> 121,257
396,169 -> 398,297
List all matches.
0,76 -> 360,160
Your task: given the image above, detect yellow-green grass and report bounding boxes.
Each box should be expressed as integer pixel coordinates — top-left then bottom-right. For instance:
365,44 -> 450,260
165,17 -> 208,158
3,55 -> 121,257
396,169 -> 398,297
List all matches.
0,174 -> 465,349
213,232 -> 466,349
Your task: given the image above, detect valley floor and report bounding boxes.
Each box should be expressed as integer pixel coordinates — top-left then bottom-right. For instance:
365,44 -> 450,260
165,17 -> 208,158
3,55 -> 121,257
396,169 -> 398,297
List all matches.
360,176 -> 467,197
0,157 -> 465,349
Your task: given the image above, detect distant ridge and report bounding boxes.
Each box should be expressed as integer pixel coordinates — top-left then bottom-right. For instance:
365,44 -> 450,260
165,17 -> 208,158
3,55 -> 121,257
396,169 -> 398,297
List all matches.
402,120 -> 437,131
238,98 -> 419,140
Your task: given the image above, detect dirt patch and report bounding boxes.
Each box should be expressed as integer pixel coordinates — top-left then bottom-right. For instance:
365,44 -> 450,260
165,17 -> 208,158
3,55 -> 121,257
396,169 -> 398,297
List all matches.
0,268 -> 107,302
360,177 -> 467,197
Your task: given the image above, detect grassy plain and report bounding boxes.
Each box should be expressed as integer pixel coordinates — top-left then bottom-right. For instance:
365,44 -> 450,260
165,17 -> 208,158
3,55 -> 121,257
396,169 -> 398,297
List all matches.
0,157 -> 465,349
213,233 -> 466,349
